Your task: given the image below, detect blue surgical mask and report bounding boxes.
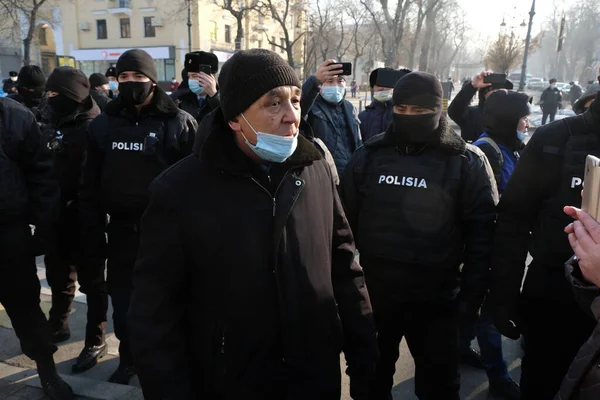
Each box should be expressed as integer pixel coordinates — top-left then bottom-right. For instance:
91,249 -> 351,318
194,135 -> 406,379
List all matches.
189,79 -> 204,95
240,113 -> 298,163
517,130 -> 527,141
321,86 -> 345,103
108,81 -> 118,91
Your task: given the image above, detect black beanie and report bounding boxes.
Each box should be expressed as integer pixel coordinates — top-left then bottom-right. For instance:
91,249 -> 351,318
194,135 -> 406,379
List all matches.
46,66 -> 90,103
116,49 -> 157,83
393,71 -> 443,111
185,51 -> 219,74
18,65 -> 46,89
89,72 -> 109,88
218,49 -> 300,122
105,66 -> 117,78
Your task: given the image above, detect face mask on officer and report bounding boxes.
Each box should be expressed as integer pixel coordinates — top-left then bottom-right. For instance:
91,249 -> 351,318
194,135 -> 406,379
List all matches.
108,80 -> 118,92
188,80 -> 204,95
389,72 -> 444,145
118,81 -> 154,107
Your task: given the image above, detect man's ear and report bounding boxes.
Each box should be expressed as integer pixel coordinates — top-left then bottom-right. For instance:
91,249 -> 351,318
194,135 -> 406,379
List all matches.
228,116 -> 240,132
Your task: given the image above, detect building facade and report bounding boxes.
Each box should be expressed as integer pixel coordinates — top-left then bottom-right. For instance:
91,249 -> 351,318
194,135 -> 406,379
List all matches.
14,0 -> 307,82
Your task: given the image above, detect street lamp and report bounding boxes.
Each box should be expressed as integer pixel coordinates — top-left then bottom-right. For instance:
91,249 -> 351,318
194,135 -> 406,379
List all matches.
187,0 -> 192,53
519,0 -> 536,92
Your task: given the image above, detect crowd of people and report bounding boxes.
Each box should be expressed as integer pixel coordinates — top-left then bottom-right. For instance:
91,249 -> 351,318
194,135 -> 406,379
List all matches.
2,47 -> 600,400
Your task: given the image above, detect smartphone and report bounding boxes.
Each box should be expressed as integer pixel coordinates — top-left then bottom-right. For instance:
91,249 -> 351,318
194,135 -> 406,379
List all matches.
377,69 -> 407,89
483,73 -> 507,84
336,62 -> 352,76
581,154 -> 600,219
199,64 -> 212,75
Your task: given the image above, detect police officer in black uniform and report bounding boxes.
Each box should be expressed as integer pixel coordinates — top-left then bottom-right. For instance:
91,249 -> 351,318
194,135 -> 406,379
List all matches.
0,96 -> 73,399
489,92 -> 600,400
80,49 -> 198,384
340,72 -> 498,400
42,67 -> 109,374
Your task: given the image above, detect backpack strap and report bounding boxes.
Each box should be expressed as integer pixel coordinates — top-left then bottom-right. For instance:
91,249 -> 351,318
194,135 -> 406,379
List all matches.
475,136 -> 504,167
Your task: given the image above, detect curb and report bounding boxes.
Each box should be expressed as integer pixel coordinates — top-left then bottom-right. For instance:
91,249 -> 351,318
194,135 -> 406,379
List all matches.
0,362 -> 143,399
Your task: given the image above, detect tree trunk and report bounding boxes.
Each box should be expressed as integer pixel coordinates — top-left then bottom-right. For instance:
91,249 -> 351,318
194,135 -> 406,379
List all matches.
408,13 -> 425,69
235,13 -> 244,50
23,6 -> 39,66
418,18 -> 433,71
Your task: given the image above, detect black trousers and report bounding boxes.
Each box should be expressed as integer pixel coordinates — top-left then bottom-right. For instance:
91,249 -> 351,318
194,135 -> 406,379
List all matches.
370,299 -> 460,400
45,202 -> 107,346
107,218 -> 141,366
520,295 -> 595,400
0,221 -> 56,361
542,110 -> 557,125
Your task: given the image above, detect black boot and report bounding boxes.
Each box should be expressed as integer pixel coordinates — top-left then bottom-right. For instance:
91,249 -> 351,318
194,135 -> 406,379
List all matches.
50,326 -> 71,344
108,363 -> 137,385
489,377 -> 521,400
36,359 -> 74,400
72,342 -> 107,373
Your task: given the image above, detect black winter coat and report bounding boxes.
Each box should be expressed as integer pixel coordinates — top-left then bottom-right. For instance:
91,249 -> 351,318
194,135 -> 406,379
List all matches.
358,99 -> 394,142
79,87 -> 197,264
89,88 -> 111,112
129,109 -> 377,400
447,82 -> 484,143
555,262 -> 600,400
339,119 -> 498,308
488,110 -> 600,317
43,96 -> 100,205
0,97 -> 58,226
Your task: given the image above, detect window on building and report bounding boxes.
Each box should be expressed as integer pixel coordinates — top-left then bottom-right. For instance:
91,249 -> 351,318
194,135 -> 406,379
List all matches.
280,38 -> 285,53
257,40 -> 262,48
210,21 -> 217,42
144,16 -> 155,37
225,25 -> 231,43
39,27 -> 47,46
271,36 -> 276,51
120,18 -> 131,38
96,19 -> 107,39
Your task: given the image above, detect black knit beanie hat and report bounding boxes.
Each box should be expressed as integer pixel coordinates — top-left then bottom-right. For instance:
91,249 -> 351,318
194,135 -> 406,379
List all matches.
393,71 -> 443,111
116,49 -> 158,83
218,49 -> 300,122
46,66 -> 90,103
18,65 -> 46,90
105,66 -> 117,78
484,90 -> 531,146
185,51 -> 219,74
89,72 -> 109,88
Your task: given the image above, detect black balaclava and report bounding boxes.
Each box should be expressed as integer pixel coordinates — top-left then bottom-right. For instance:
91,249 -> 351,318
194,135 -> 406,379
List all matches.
483,90 -> 531,150
17,65 -> 46,108
45,66 -> 90,121
390,71 -> 443,145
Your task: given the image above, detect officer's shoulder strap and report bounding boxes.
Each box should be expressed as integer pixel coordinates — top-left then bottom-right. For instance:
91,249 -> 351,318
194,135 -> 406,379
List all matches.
474,136 -> 504,168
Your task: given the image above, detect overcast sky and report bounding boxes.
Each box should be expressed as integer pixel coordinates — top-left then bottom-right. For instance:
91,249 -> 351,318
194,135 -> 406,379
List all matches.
458,0 -> 576,39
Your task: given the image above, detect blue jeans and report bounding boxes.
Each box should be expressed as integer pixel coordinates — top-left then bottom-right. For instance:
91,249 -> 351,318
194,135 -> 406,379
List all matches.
460,307 -> 509,382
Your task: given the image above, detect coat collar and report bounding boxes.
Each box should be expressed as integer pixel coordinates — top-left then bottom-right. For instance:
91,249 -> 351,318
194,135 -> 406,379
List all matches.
198,107 -> 323,174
